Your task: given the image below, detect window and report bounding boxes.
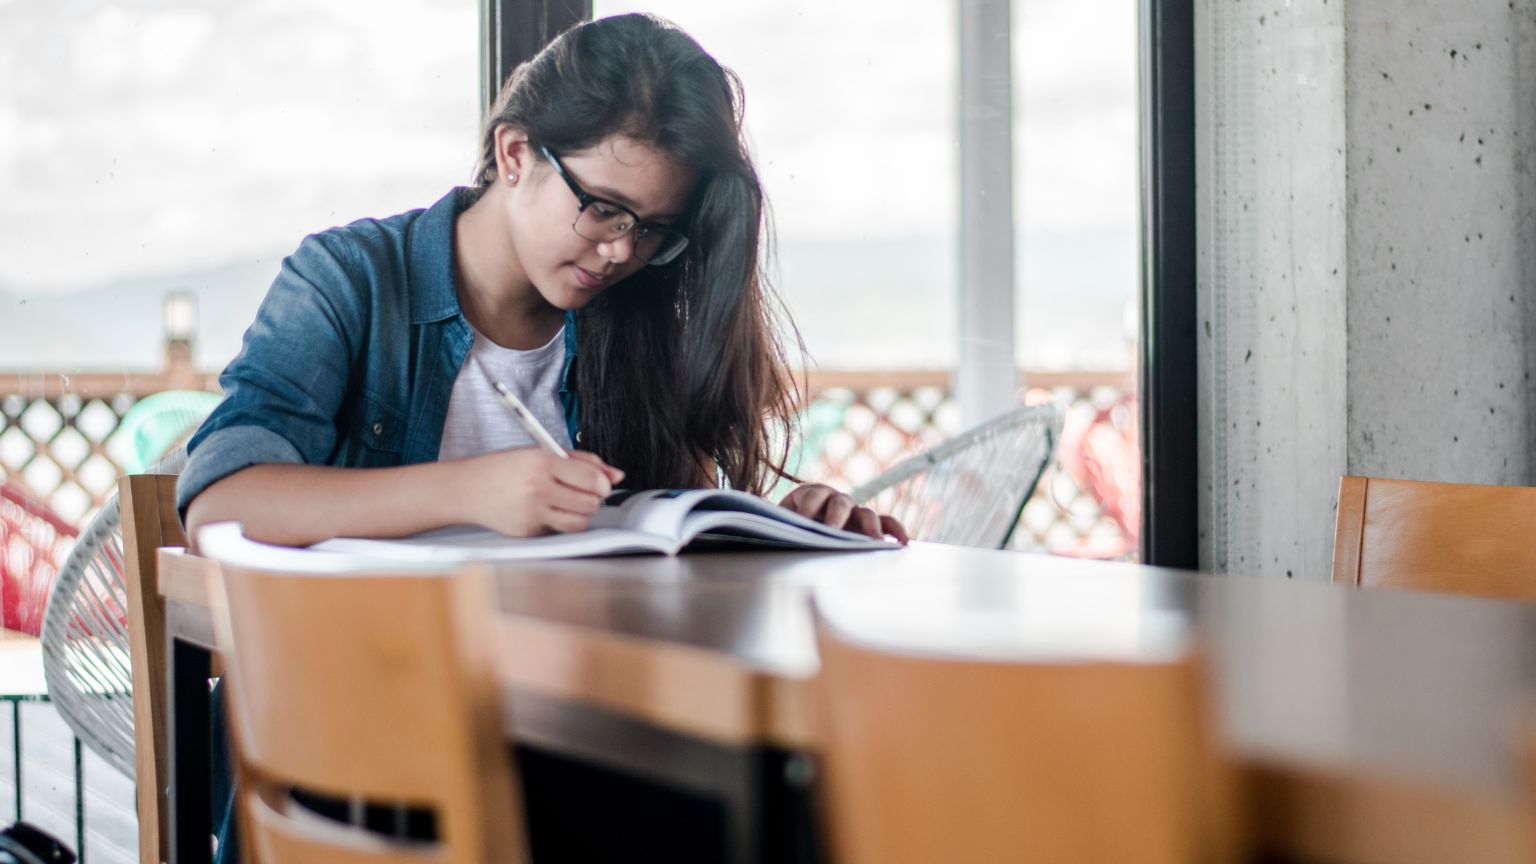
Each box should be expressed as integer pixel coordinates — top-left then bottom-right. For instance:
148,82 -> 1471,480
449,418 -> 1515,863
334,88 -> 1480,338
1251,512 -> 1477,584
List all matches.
591,0 -> 1141,557
0,0 -> 479,520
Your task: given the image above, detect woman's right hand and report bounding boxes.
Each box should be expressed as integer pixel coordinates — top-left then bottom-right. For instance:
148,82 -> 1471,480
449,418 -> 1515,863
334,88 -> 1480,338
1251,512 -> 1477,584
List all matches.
457,448 -> 625,536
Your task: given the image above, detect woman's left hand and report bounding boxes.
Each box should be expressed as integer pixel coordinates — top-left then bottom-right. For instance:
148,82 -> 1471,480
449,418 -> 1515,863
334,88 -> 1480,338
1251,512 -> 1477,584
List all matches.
779,483 -> 910,544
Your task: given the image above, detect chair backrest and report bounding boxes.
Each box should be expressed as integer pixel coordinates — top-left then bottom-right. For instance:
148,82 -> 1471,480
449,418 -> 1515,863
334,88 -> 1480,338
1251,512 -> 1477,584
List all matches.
40,491 -> 136,776
1332,475 -> 1536,600
850,403 -> 1063,549
42,448 -> 190,784
112,389 -> 221,474
212,561 -> 527,864
119,472 -> 187,864
812,611 -> 1237,864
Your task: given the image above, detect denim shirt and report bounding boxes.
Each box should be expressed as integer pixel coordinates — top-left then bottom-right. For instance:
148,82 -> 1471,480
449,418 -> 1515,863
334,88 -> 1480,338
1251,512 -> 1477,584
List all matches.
177,187 -> 580,515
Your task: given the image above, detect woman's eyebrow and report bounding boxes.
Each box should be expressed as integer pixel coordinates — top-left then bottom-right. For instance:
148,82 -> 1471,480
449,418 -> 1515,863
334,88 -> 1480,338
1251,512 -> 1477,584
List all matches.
588,184 -> 683,221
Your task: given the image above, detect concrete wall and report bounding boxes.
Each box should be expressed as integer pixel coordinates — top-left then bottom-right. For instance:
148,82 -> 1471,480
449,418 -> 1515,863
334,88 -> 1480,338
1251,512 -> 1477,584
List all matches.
1345,0 -> 1536,484
1196,0 -> 1536,580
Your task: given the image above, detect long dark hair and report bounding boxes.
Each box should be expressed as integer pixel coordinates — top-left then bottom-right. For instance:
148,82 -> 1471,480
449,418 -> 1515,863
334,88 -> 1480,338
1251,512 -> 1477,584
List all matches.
473,13 -> 801,493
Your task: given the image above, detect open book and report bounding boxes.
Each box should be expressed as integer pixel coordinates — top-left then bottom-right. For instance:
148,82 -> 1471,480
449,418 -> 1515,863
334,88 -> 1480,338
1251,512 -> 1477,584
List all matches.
310,488 -> 900,562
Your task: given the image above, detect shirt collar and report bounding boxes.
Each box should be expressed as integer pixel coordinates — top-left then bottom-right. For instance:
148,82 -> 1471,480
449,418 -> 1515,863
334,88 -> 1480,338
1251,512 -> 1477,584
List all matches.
406,188 -> 581,350
407,186 -> 478,324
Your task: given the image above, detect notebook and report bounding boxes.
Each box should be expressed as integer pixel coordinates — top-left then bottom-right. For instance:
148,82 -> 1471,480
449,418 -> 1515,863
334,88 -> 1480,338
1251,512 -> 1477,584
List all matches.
309,488 -> 900,562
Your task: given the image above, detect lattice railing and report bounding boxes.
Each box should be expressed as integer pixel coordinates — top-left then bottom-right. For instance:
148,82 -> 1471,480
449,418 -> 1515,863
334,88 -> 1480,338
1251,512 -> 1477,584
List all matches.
0,350 -> 214,525
2,393 -> 143,526
0,366 -> 1139,559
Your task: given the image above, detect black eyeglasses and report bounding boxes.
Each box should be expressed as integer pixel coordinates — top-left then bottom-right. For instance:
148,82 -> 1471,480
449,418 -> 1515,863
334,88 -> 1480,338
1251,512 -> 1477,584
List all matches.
539,145 -> 690,266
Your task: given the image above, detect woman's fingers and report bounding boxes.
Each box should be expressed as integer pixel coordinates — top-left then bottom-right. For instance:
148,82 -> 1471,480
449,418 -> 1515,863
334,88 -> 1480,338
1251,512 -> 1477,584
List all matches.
821,493 -> 856,531
551,456 -> 615,499
781,484 -> 907,542
848,506 -> 881,539
782,483 -> 837,518
549,483 -> 604,512
570,450 -> 625,485
541,507 -> 593,534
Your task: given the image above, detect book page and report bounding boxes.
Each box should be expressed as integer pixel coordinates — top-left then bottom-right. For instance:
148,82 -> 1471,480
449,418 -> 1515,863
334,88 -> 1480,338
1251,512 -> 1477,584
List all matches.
305,488 -> 898,562
198,522 -> 462,572
679,489 -> 888,540
588,488 -> 728,537
313,526 -> 676,562
683,511 -> 895,550
594,488 -> 897,548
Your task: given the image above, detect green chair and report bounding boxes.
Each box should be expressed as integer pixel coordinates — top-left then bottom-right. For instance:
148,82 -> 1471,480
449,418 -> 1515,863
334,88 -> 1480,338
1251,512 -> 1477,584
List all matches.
111,390 -> 220,475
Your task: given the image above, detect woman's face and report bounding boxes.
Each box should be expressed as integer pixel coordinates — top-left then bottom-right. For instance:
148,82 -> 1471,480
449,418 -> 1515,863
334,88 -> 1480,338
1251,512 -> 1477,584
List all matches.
497,129 -> 697,310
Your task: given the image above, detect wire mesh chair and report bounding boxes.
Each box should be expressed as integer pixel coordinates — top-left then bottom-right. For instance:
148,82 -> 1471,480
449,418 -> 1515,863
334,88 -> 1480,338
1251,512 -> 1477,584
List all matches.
1,482 -> 78,636
40,447 -> 188,779
851,403 -> 1064,549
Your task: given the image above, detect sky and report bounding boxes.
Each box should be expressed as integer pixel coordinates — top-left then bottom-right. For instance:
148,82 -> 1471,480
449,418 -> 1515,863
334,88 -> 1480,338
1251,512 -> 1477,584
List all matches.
0,0 -> 1138,371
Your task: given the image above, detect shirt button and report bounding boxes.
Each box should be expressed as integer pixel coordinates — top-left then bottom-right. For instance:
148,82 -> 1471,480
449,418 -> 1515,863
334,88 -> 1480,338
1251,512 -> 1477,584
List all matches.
372,422 -> 384,436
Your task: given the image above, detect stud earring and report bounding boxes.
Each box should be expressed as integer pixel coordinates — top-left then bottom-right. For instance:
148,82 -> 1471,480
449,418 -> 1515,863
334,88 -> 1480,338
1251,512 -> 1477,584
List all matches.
506,173 -> 518,184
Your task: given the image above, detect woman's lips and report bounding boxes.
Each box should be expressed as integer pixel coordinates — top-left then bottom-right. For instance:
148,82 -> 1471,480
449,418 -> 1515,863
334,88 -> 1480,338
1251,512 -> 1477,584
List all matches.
573,265 -> 609,289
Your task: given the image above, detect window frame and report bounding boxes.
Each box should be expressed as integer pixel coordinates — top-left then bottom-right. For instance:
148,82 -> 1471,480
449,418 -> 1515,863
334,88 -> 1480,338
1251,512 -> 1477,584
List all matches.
481,0 -> 591,113
1138,0 -> 1199,568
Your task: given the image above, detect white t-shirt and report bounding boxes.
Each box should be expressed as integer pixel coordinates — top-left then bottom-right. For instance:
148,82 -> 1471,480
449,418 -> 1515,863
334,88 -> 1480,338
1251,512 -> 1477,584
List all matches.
437,325 -> 573,461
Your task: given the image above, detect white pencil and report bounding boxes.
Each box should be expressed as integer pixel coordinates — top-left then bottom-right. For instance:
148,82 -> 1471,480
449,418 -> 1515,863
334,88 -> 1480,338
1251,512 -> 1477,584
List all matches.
473,357 -> 570,458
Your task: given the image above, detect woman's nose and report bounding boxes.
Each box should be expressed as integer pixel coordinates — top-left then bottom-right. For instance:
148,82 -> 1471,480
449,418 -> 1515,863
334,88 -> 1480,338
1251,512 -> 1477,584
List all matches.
598,232 -> 634,265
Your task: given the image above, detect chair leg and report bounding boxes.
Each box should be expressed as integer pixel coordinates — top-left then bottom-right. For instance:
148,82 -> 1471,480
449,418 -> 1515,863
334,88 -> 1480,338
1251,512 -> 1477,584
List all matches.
75,736 -> 85,863
11,700 -> 20,822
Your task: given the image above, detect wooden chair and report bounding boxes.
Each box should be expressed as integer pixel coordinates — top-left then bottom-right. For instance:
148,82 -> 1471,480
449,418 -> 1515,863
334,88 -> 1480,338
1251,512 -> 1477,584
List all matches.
811,609 -> 1239,864
1333,476 -> 1536,601
120,473 -> 187,864
210,560 -> 527,863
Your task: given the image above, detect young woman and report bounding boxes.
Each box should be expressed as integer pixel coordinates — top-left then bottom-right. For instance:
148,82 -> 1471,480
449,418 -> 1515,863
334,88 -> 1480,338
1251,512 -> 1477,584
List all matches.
180,13 -> 907,546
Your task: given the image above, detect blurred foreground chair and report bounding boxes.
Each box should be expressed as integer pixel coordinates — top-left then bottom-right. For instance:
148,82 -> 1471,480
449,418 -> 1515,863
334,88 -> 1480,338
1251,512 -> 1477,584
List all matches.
1332,476 -> 1536,601
811,603 -> 1237,864
212,558 -> 527,863
851,403 -> 1063,549
41,456 -> 186,863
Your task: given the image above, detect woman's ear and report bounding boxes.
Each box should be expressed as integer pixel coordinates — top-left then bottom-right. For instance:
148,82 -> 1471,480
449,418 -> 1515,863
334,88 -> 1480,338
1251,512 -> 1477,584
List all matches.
492,125 -> 533,186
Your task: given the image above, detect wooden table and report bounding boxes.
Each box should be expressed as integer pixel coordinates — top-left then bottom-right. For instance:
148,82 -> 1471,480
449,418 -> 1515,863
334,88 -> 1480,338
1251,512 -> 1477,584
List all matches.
158,543 -> 1536,863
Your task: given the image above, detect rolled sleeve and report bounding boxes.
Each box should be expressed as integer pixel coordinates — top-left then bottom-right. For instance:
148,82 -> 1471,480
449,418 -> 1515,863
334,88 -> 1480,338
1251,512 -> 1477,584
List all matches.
176,231 -> 368,518
176,425 -> 306,516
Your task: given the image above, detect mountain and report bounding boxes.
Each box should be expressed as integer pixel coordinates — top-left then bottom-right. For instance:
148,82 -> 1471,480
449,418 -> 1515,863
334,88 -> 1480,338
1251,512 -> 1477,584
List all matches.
0,256 -> 279,372
0,229 -> 1135,375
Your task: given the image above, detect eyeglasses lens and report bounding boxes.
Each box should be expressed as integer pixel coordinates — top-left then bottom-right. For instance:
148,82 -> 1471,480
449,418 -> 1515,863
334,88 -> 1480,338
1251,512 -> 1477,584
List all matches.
574,207 -> 684,264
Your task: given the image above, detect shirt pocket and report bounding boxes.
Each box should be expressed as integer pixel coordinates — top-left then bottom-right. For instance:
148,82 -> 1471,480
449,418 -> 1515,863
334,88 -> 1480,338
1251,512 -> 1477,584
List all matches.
348,391 -> 407,466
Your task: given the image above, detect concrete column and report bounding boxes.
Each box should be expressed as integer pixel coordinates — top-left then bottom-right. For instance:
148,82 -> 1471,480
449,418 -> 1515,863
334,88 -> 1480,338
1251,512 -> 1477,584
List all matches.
1344,0 -> 1536,485
1197,0 -> 1536,581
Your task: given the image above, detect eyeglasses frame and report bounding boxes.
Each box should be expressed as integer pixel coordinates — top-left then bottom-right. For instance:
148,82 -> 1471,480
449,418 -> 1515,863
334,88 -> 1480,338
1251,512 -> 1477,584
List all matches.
538,145 -> 689,266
